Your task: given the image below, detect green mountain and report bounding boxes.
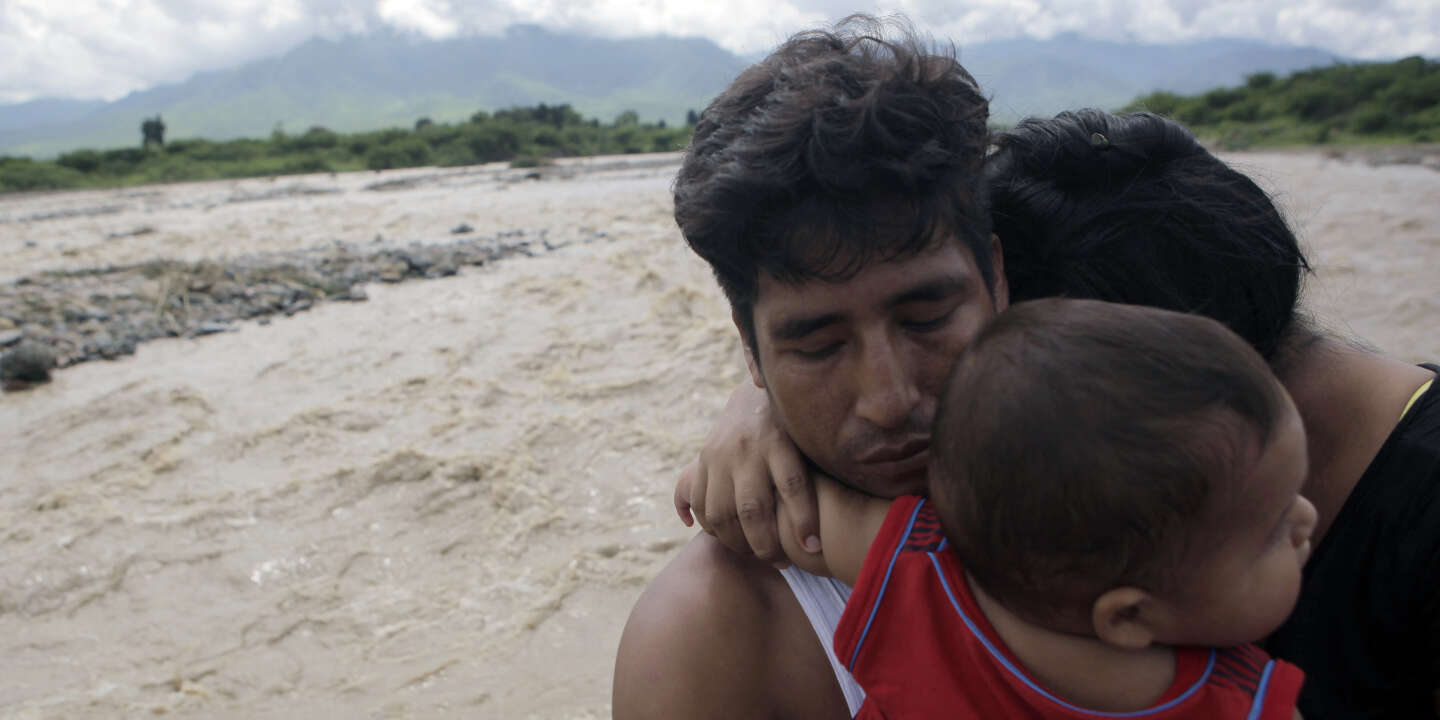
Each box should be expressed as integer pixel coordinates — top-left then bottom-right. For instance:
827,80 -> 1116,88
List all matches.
1,26 -> 745,158
0,27 -> 1356,158
962,33 -> 1344,122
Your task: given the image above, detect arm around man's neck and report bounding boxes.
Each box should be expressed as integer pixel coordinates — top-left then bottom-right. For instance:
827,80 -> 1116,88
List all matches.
777,477 -> 892,586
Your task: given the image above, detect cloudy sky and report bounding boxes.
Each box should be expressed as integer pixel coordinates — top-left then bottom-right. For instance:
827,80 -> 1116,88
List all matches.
2,0 -> 1436,104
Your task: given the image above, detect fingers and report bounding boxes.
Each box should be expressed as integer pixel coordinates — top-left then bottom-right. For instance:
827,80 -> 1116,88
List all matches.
771,447 -> 821,555
673,460 -> 698,527
735,466 -> 784,566
702,467 -> 751,555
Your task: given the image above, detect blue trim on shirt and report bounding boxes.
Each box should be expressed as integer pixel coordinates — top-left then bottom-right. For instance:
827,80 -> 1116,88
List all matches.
1245,661 -> 1276,720
927,552 -> 1216,717
847,499 -> 926,671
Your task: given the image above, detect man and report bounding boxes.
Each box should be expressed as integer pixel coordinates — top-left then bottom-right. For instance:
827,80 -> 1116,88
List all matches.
612,17 -> 1004,718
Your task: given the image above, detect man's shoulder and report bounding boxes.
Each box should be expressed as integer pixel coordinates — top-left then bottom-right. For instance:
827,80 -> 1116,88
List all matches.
628,532 -> 792,638
613,533 -> 850,720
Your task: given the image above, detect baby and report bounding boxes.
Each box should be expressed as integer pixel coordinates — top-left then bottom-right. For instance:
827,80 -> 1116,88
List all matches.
779,298 -> 1314,719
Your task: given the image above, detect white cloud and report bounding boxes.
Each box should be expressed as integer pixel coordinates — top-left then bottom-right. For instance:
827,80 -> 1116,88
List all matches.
905,0 -> 1438,54
0,0 -> 334,101
376,0 -> 459,38
0,0 -> 1435,104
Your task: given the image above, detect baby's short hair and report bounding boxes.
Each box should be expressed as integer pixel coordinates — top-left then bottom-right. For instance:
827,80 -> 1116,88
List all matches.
930,298 -> 1288,625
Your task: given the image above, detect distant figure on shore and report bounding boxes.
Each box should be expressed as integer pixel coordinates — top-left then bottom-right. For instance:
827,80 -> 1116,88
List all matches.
142,116 -> 166,149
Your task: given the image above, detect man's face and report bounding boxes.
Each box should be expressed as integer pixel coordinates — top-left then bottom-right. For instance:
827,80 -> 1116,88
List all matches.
744,239 -> 1007,497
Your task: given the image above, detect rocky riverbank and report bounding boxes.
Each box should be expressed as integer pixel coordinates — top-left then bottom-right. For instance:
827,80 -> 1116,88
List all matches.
0,227 -> 608,380
0,153 -> 669,388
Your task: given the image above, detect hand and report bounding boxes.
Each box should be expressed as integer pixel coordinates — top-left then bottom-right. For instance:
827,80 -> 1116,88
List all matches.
674,382 -> 822,565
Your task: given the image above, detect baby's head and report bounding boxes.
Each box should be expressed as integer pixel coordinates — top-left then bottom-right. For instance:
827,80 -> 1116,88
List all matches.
930,298 -> 1317,650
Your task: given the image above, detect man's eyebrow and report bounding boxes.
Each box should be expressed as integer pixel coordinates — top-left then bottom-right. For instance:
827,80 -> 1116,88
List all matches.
772,312 -> 844,342
885,276 -> 970,308
770,276 -> 972,342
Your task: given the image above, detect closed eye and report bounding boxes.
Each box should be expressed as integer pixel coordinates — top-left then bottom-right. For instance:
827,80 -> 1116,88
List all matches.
793,343 -> 842,361
901,309 -> 955,332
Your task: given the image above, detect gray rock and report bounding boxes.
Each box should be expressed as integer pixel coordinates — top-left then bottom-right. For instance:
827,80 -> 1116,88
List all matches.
0,330 -> 22,347
1,343 -> 56,390
393,252 -> 428,273
336,287 -> 368,302
282,299 -> 313,316
377,261 -> 408,283
98,337 -> 137,359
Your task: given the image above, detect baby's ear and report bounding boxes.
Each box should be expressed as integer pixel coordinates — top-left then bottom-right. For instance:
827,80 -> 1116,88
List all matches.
1092,587 -> 1158,650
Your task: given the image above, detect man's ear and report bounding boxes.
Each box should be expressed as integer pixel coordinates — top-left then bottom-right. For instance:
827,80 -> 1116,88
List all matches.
989,233 -> 1010,312
1091,587 -> 1158,650
733,309 -> 765,389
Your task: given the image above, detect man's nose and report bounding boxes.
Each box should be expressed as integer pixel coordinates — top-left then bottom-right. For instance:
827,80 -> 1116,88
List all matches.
853,337 -> 921,430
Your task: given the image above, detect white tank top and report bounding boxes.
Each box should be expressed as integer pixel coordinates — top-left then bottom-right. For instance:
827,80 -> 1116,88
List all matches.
778,566 -> 867,716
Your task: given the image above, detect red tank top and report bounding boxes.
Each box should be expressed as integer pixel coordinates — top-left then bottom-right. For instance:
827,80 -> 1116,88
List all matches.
833,496 -> 1304,719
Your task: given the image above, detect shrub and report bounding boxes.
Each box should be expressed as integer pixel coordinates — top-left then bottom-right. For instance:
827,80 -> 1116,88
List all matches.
432,142 -> 480,167
57,149 -> 102,173
1350,107 -> 1392,134
0,159 -> 86,191
283,154 -> 335,174
365,137 -> 433,170
1246,72 -> 1276,90
292,126 -> 340,151
1202,88 -> 1244,109
464,125 -> 522,162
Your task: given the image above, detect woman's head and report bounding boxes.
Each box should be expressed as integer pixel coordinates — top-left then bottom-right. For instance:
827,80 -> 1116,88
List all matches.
987,109 -> 1310,361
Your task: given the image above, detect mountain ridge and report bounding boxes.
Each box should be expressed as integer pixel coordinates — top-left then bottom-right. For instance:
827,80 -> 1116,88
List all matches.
2,27 -> 1355,157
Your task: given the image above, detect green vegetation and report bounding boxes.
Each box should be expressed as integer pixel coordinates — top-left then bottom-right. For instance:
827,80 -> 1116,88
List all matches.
1123,56 -> 1440,149
0,103 -> 693,193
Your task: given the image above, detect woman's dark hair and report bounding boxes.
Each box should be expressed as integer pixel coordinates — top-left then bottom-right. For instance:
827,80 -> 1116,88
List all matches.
673,15 -> 994,343
987,109 -> 1310,360
931,298 -> 1289,625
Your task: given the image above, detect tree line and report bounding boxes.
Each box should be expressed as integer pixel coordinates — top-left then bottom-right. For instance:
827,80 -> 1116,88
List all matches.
7,56 -> 1435,193
0,103 -> 694,193
1122,55 -> 1439,148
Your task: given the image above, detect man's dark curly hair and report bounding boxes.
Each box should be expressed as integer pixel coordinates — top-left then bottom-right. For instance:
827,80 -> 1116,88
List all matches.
673,14 -> 994,345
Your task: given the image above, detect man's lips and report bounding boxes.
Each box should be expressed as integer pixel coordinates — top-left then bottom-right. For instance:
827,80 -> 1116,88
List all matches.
858,438 -> 931,465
